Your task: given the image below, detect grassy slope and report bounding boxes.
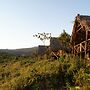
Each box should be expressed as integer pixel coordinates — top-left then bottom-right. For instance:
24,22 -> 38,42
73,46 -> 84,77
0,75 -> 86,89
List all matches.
0,55 -> 90,90
0,57 -> 61,90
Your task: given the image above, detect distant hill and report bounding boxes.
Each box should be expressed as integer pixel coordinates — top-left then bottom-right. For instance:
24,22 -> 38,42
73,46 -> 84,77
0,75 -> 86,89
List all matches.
0,47 -> 38,56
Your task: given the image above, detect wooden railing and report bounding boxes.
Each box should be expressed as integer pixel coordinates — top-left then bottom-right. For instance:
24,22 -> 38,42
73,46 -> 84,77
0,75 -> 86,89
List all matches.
74,39 -> 90,54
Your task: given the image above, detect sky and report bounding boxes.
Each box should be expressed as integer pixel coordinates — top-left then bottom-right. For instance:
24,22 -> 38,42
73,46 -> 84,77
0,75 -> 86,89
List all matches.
0,0 -> 90,49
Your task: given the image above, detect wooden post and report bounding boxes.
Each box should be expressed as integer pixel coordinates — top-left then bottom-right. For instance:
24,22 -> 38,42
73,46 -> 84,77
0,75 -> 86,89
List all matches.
80,43 -> 82,52
80,43 -> 82,61
85,30 -> 88,58
84,30 -> 88,66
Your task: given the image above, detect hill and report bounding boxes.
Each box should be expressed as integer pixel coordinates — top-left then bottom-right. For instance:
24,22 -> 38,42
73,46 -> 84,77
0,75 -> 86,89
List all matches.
0,47 -> 38,56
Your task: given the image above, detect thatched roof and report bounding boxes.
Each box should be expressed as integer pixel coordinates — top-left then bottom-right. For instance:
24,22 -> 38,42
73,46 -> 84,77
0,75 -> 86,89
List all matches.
38,45 -> 49,55
50,37 -> 71,53
71,14 -> 90,45
50,37 -> 65,51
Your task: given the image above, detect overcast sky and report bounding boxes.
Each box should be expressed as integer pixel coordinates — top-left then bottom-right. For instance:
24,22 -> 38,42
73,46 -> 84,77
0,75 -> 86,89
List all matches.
0,0 -> 90,49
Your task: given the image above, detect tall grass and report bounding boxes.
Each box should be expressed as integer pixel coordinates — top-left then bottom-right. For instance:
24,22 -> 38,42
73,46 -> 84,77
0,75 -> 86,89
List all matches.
0,54 -> 90,90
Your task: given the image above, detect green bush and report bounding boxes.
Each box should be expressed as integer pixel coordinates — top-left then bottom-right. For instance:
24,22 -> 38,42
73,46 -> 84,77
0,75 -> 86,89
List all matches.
0,54 -> 90,90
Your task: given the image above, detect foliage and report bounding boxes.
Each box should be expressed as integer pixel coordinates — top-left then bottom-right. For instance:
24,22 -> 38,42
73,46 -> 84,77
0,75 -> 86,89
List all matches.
0,52 -> 16,63
58,30 -> 71,47
0,54 -> 90,90
33,32 -> 51,45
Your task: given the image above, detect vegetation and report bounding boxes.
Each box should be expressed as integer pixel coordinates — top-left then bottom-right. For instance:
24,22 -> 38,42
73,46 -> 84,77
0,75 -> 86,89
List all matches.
58,30 -> 71,48
0,31 -> 90,90
0,53 -> 90,90
33,32 -> 51,45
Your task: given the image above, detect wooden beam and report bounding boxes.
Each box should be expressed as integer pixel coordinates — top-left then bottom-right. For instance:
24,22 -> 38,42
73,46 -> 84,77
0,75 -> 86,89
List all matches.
76,26 -> 82,33
87,30 -> 90,31
80,43 -> 82,52
74,45 -> 80,53
81,44 -> 85,51
51,52 -> 58,59
77,24 -> 81,29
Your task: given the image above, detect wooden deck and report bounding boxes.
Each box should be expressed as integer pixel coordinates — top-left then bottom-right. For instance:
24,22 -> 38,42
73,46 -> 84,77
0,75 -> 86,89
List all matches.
73,39 -> 90,55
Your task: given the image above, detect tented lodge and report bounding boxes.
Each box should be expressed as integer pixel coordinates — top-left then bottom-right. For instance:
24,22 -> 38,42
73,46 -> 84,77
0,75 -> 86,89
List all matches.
71,14 -> 90,59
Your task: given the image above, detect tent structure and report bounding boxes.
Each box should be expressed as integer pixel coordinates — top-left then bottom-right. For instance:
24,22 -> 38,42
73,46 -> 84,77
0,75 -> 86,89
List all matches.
71,14 -> 90,59
50,37 -> 67,59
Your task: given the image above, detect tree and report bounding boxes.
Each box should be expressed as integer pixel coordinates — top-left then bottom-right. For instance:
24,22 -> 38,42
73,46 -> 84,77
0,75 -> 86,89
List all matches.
33,32 -> 51,45
58,30 -> 71,47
